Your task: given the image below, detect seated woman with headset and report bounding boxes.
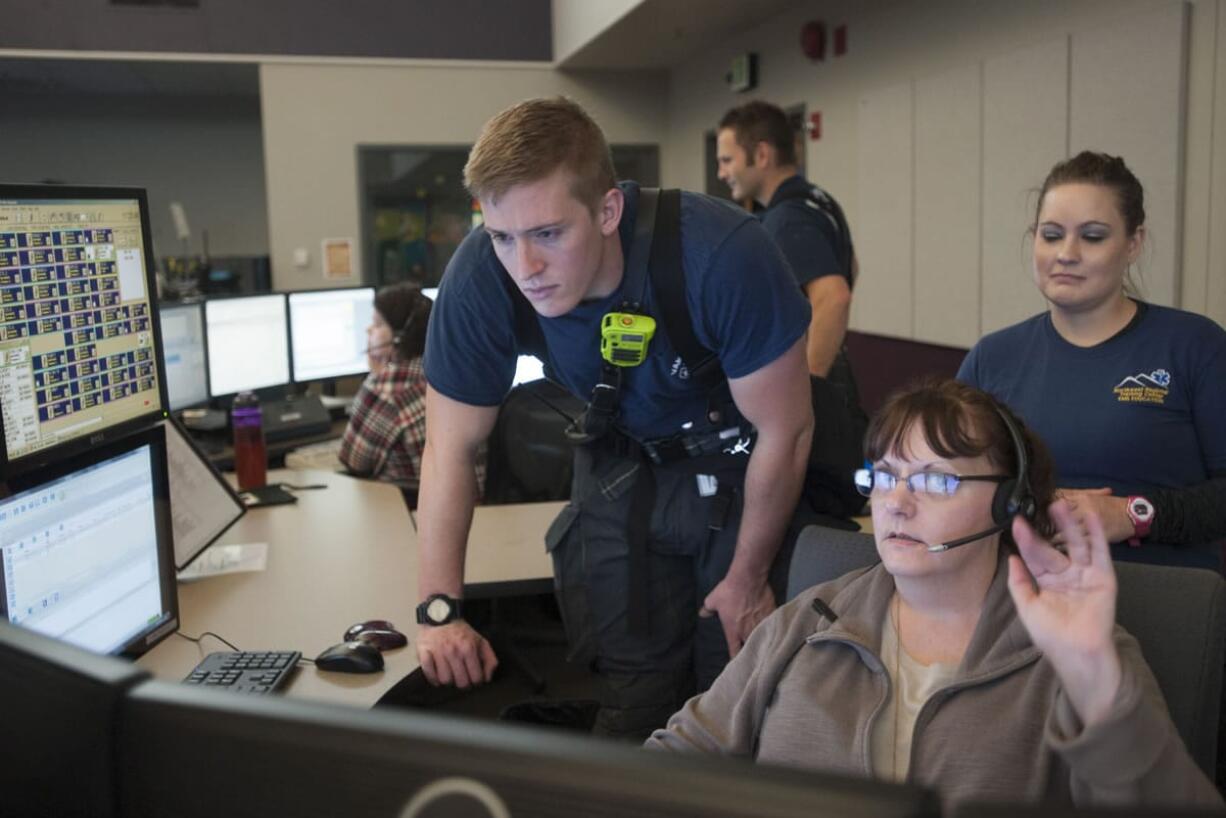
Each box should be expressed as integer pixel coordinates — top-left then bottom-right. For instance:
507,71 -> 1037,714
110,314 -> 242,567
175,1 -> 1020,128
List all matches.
645,378 -> 1217,806
339,283 -> 484,497
959,151 -> 1226,570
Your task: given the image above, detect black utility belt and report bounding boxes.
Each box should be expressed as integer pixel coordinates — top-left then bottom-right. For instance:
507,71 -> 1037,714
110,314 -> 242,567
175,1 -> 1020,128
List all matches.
639,425 -> 756,465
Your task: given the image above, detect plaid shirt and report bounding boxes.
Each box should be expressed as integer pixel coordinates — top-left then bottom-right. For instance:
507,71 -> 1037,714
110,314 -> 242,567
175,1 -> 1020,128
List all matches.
338,357 -> 485,494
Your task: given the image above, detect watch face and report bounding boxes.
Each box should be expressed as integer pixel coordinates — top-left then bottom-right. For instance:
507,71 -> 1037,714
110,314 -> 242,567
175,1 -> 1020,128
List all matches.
426,597 -> 452,623
1130,498 -> 1154,521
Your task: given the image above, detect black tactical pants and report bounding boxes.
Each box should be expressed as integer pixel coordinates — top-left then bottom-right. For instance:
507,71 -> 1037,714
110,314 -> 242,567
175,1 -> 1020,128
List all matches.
545,444 -> 800,742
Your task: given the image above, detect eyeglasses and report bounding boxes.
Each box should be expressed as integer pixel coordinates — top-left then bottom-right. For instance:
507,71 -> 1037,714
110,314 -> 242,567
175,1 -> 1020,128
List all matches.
854,467 -> 1007,498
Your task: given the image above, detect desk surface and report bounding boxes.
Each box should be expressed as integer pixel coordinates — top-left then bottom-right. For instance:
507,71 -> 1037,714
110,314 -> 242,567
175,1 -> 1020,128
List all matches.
139,470 -> 557,709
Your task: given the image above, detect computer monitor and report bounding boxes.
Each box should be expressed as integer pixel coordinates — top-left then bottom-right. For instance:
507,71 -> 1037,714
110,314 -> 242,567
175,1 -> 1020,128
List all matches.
418,286 -> 544,386
204,293 -> 290,398
158,301 -> 209,410
288,286 -> 375,383
162,416 -> 245,569
117,683 -> 939,817
0,424 -> 177,658
0,184 -> 167,476
952,804 -> 1211,817
0,618 -> 150,818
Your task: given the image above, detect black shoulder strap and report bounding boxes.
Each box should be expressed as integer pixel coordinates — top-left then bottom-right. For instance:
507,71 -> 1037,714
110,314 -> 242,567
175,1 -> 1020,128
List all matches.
773,182 -> 856,285
622,187 -> 657,310
648,188 -> 724,389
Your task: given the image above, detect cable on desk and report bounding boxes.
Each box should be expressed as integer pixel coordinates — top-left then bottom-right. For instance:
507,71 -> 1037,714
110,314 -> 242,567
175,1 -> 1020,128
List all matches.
279,482 -> 329,491
176,630 -> 241,652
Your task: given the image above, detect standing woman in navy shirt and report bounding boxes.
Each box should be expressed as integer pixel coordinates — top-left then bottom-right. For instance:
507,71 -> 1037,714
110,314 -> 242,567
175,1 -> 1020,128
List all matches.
959,151 -> 1226,569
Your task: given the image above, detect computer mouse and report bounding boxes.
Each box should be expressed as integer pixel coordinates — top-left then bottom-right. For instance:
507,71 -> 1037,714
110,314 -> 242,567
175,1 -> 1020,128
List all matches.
314,641 -> 384,674
343,619 -> 408,650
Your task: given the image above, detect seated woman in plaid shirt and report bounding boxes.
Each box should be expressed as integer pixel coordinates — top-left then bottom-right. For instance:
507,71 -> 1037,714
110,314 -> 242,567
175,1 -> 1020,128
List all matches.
339,284 -> 485,497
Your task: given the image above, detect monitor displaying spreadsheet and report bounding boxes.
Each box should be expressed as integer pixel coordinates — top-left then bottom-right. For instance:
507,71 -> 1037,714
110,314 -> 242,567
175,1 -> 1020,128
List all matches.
0,426 -> 177,657
204,294 -> 290,397
288,287 -> 374,383
0,186 -> 166,473
158,301 -> 209,410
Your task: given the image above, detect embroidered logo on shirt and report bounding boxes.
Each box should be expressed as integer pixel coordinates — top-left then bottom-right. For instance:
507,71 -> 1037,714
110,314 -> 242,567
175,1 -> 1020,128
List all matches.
670,356 -> 690,380
1113,368 -> 1171,405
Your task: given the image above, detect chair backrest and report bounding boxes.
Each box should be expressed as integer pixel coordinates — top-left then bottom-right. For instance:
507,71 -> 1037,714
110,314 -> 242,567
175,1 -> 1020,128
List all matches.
786,525 -> 879,601
786,525 -> 1226,778
1114,560 -> 1225,775
483,380 -> 583,504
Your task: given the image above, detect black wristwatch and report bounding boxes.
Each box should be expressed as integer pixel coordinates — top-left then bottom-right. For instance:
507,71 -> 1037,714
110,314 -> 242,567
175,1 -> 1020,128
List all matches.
416,593 -> 463,626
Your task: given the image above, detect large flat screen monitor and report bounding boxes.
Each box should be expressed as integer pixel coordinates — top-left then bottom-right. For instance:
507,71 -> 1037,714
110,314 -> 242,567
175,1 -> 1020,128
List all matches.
288,286 -> 374,383
118,683 -> 940,817
204,293 -> 290,398
158,301 -> 209,410
0,425 -> 177,657
0,185 -> 167,476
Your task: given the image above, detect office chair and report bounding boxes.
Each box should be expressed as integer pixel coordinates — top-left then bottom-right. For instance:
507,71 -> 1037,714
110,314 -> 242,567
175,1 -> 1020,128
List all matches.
785,526 -> 1226,779
483,380 -> 582,504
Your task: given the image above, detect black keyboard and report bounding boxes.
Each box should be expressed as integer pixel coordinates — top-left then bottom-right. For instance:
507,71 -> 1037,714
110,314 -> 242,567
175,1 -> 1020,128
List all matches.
183,650 -> 301,694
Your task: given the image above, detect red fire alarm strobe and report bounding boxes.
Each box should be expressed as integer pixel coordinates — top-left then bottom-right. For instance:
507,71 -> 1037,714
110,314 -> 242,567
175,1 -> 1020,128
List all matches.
801,20 -> 826,61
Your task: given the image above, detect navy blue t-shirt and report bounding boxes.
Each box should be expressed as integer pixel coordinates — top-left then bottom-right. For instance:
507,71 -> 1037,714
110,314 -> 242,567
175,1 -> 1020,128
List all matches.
759,174 -> 847,290
958,304 -> 1226,564
424,182 -> 810,441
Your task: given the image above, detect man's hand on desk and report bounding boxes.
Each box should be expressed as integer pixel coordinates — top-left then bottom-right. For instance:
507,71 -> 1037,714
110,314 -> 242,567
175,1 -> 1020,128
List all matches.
416,620 -> 498,688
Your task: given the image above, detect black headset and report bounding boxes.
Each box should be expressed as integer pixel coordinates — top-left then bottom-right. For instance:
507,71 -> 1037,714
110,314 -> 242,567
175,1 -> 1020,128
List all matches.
367,306 -> 420,359
390,310 -> 416,348
989,402 -> 1037,527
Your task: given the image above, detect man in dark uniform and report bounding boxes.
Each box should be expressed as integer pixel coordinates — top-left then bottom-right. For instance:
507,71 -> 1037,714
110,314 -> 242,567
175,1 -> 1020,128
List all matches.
414,97 -> 813,740
716,100 -> 855,379
717,101 -> 867,520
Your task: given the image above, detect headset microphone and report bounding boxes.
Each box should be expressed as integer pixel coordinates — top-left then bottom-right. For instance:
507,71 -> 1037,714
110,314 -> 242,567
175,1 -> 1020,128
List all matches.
364,340 -> 394,355
925,524 -> 1006,553
366,304 -> 421,358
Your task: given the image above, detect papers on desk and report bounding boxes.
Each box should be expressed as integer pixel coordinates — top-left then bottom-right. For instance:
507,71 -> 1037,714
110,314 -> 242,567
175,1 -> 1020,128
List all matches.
177,543 -> 268,582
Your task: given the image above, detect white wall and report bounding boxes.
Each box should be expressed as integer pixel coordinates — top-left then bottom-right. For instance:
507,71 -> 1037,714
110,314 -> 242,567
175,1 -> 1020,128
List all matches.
259,62 -> 667,289
665,0 -> 1226,337
554,0 -> 644,64
0,95 -> 268,260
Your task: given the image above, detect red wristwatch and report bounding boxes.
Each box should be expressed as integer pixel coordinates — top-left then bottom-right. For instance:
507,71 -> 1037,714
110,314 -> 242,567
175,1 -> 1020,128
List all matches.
1125,495 -> 1155,546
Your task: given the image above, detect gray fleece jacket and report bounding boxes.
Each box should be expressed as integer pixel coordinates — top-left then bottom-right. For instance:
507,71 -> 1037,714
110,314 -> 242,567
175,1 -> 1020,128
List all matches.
645,552 -> 1222,807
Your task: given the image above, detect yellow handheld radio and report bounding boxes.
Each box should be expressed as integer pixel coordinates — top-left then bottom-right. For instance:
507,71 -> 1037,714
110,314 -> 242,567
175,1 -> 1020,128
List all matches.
600,311 -> 656,367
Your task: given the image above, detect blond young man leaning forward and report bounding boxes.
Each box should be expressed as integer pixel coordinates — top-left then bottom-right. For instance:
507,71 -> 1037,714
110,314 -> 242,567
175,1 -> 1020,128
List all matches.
414,97 -> 813,740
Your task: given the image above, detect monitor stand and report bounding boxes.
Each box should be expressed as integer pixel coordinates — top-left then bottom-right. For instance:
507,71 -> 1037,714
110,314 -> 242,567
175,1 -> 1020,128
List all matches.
262,394 -> 331,442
